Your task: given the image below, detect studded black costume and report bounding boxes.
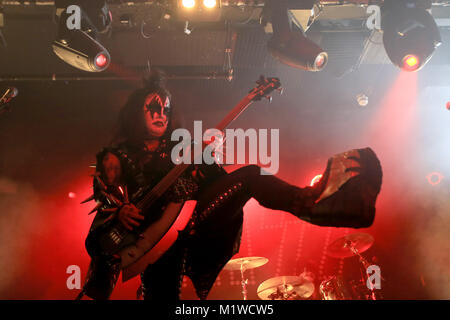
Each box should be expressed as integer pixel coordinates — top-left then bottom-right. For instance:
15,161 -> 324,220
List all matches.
81,137 -> 316,300
80,131 -> 382,301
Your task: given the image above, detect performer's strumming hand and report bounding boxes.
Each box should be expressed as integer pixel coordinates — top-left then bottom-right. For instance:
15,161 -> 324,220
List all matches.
118,204 -> 143,230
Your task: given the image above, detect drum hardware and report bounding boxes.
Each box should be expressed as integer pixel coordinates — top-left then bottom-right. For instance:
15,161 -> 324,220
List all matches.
257,274 -> 315,300
320,275 -> 353,300
326,233 -> 374,259
224,257 -> 268,300
225,234 -> 383,300
322,233 -> 383,300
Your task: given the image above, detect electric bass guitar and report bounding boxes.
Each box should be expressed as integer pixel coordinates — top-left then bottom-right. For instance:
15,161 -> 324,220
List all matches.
84,76 -> 282,281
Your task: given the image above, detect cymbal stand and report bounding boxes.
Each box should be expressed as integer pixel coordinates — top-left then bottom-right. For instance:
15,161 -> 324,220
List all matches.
240,263 -> 248,300
345,240 -> 377,300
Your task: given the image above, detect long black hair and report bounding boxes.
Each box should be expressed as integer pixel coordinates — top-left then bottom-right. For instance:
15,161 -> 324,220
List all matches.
112,69 -> 183,146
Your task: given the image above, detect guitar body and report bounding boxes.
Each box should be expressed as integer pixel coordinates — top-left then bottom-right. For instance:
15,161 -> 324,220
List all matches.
118,202 -> 184,268
85,200 -> 183,267
121,200 -> 197,281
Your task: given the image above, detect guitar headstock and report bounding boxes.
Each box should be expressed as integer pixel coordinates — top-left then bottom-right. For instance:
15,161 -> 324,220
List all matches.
249,76 -> 283,102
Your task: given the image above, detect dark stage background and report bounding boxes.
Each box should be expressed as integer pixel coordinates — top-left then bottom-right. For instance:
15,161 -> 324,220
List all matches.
0,62 -> 449,300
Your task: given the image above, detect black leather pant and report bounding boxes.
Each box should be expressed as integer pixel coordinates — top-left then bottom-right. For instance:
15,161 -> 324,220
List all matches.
141,165 -> 314,300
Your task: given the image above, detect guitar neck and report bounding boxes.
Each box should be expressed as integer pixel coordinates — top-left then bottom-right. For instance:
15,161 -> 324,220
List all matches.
215,96 -> 254,132
136,95 -> 255,211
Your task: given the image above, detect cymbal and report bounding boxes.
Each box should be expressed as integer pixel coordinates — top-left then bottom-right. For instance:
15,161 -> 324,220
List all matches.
327,233 -> 374,258
257,275 -> 315,300
224,257 -> 269,271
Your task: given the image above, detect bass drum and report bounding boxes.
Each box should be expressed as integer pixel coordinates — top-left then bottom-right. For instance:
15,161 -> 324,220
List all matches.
319,276 -> 354,300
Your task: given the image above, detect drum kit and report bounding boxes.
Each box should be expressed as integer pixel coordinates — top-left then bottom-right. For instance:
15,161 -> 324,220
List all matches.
224,233 -> 382,300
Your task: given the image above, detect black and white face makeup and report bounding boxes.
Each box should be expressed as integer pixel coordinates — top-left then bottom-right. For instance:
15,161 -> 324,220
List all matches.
143,93 -> 170,138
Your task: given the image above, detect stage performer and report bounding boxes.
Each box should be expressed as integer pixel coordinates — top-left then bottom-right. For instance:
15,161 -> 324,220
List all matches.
78,70 -> 382,300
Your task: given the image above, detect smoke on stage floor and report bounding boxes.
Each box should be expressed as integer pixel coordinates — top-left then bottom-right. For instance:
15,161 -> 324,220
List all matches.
0,177 -> 41,297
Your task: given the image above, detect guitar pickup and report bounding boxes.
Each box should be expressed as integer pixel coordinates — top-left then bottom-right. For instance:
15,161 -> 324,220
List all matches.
110,229 -> 124,244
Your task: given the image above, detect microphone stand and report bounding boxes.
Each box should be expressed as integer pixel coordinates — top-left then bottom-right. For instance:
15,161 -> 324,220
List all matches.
0,89 -> 14,116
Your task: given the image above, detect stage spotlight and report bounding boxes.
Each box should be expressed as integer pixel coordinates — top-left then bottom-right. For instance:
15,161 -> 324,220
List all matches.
382,0 -> 441,72
182,0 -> 196,9
53,29 -> 111,72
203,0 -> 217,9
426,172 -> 443,186
53,1 -> 112,72
177,0 -> 221,22
357,93 -> 369,107
402,54 -> 420,71
266,0 -> 328,72
95,53 -> 109,68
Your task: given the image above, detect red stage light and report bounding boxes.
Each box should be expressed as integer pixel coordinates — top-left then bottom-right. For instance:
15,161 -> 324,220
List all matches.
402,54 -> 420,71
95,53 -> 108,68
68,192 -> 76,199
310,174 -> 323,187
314,53 -> 327,70
426,172 -> 444,186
